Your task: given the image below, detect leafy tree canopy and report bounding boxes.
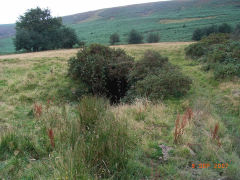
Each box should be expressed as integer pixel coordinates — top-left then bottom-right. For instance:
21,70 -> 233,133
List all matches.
128,29 -> 143,44
109,33 -> 120,45
15,7 -> 79,52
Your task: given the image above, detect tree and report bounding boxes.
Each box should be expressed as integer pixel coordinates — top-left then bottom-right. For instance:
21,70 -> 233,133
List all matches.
109,33 -> 120,45
218,23 -> 232,33
204,25 -> 218,36
192,28 -> 204,41
15,7 -> 79,52
128,29 -> 143,44
147,32 -> 160,43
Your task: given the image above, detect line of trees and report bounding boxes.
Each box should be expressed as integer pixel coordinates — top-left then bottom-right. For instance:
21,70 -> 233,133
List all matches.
192,23 -> 237,41
109,30 -> 160,45
14,7 -> 81,52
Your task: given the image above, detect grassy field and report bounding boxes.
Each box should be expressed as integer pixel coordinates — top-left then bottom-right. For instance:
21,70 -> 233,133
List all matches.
1,0 -> 240,54
0,42 -> 240,179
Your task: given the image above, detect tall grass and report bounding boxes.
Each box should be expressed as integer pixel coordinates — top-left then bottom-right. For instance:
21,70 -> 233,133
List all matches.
0,96 -> 144,179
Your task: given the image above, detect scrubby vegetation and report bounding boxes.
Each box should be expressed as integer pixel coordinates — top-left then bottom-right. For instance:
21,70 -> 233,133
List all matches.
192,23 -> 233,41
0,42 -> 240,179
68,45 -> 192,103
68,44 -> 134,103
125,50 -> 192,101
186,33 -> 240,79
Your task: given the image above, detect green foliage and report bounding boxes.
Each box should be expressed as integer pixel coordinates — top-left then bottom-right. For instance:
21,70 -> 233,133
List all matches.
68,44 -> 134,103
185,43 -> 206,59
14,7 -> 79,52
186,33 -> 240,79
147,32 -> 160,43
2,0 -> 240,54
125,50 -> 192,101
192,23 -> 233,41
192,28 -> 204,41
0,133 -> 48,161
109,33 -> 120,45
218,23 -> 232,33
68,96 -> 136,178
128,29 -> 143,44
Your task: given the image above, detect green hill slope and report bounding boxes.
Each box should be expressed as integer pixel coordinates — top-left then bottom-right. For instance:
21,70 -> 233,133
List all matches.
0,0 -> 240,54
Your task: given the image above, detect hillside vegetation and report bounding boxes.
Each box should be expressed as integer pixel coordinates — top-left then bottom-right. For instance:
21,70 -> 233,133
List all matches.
0,42 -> 239,179
1,0 -> 240,54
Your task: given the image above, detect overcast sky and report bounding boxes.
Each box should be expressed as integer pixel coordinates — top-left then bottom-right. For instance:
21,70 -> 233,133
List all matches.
0,0 -> 170,24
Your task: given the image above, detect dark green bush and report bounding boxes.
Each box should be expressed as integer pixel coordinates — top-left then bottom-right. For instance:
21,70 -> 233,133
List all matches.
147,32 -> 160,43
218,23 -> 232,33
201,33 -> 230,45
125,50 -> 192,101
192,28 -> 205,41
186,33 -> 230,59
68,44 -> 134,103
214,63 -> 240,79
186,33 -> 240,79
109,33 -> 120,45
192,23 -> 232,41
185,43 -> 206,59
128,29 -> 143,44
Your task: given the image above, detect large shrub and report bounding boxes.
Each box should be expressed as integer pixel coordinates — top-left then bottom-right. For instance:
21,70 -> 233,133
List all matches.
185,34 -> 240,79
186,33 -> 230,59
185,43 -> 206,59
125,50 -> 192,101
192,28 -> 205,41
68,44 -> 134,103
128,29 -> 143,44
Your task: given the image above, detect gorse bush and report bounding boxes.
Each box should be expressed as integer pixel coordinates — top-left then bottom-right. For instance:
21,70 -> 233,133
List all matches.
68,44 -> 134,103
185,43 -> 206,59
186,33 -> 240,79
125,50 -> 192,101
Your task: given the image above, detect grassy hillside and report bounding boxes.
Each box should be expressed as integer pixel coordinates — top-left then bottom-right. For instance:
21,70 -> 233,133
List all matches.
0,0 -> 240,54
0,42 -> 239,179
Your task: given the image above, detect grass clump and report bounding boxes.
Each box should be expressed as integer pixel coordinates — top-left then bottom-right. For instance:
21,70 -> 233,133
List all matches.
41,96 -> 144,179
